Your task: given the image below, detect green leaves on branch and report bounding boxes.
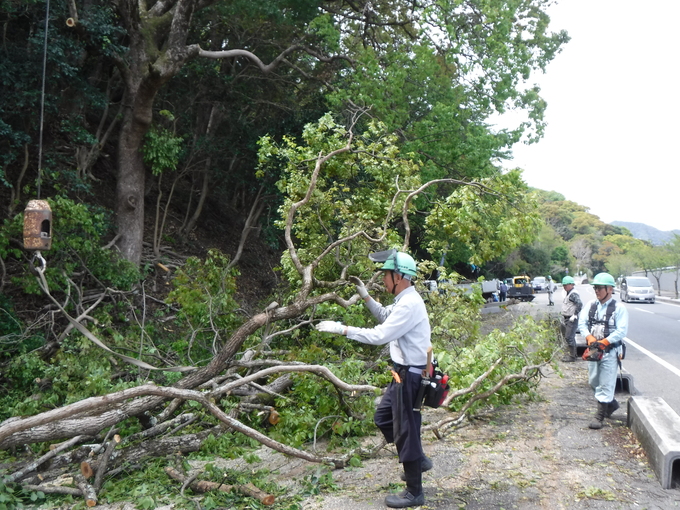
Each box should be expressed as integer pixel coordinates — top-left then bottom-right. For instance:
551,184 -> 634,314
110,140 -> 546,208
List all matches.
166,249 -> 241,360
143,113 -> 184,176
258,113 -> 421,284
434,314 -> 554,413
425,169 -> 542,266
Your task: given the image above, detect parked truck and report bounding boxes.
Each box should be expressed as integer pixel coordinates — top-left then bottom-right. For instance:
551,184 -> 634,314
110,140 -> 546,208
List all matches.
480,279 -> 500,302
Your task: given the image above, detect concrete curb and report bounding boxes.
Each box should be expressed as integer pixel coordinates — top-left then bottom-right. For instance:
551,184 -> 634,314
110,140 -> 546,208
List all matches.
627,396 -> 680,489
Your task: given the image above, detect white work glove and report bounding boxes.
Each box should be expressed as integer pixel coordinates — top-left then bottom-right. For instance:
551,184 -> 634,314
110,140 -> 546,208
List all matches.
316,321 -> 346,335
569,315 -> 578,322
348,276 -> 369,299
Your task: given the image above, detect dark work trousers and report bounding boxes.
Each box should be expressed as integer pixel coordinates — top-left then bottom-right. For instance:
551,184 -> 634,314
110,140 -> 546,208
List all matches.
560,317 -> 577,348
374,366 -> 424,464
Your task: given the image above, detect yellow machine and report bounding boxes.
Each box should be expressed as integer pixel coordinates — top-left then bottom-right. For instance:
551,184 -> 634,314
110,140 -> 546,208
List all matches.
507,275 -> 535,301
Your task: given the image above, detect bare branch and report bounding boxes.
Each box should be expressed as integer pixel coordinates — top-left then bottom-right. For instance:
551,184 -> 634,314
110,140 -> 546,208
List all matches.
426,360 -> 547,435
196,46 -> 302,74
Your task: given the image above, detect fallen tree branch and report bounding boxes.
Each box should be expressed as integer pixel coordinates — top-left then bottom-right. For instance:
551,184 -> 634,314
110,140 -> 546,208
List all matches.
0,365 -> 376,449
6,435 -> 92,483
74,472 -> 97,507
22,484 -> 82,496
93,434 -> 120,491
164,467 -> 275,505
426,361 -> 547,435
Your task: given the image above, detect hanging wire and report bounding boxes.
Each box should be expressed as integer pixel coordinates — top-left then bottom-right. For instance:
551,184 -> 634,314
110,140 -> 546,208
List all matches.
37,0 -> 51,199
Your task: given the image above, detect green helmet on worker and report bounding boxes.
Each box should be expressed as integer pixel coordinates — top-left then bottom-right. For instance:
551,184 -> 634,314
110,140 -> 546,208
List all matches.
380,252 -> 418,278
591,272 -> 616,287
369,249 -> 418,279
562,276 -> 575,285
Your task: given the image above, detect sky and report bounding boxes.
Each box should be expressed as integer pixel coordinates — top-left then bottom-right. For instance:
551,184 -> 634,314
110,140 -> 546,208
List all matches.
500,0 -> 680,232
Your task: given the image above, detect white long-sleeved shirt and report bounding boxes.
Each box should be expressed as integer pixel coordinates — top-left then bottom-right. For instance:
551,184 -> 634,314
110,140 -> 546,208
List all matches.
346,286 -> 431,366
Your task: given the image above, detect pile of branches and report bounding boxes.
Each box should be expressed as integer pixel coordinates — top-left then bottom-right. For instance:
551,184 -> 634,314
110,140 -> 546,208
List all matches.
0,363 -> 380,506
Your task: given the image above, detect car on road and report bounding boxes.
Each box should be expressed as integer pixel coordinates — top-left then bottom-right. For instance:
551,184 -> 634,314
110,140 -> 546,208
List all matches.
532,276 -> 546,292
619,276 -> 655,304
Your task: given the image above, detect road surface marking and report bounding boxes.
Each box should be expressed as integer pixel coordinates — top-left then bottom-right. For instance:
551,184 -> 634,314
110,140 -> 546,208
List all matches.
625,337 -> 680,379
634,307 -> 654,314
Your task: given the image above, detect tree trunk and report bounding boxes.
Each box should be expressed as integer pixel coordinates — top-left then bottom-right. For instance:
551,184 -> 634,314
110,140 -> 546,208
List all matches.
115,83 -> 157,265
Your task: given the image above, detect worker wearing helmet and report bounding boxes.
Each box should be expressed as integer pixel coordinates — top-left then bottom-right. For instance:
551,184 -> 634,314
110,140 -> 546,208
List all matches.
577,272 -> 629,429
560,276 -> 582,362
316,249 -> 432,508
546,275 -> 556,306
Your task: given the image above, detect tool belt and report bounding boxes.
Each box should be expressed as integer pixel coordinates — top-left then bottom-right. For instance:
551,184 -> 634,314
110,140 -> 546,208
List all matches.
392,360 -> 449,411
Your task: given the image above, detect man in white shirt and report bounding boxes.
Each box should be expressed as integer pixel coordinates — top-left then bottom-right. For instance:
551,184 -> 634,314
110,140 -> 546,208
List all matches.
316,250 -> 432,508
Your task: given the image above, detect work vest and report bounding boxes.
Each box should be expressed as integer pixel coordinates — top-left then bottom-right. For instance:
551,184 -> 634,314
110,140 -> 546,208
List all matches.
588,299 -> 623,346
587,299 -> 626,359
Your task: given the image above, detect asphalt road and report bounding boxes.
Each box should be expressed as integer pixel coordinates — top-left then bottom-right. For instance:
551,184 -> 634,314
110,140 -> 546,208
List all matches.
547,284 -> 680,416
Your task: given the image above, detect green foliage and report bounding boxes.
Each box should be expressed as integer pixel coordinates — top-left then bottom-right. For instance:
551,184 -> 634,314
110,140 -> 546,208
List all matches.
267,357 -> 379,449
258,113 -> 421,286
97,460 -> 177,507
143,118 -> 184,176
0,294 -> 44,363
0,333 -> 147,421
0,477 -> 45,509
166,249 -> 241,362
300,471 -> 338,496
435,315 -> 554,413
425,169 -> 542,266
425,272 -> 485,345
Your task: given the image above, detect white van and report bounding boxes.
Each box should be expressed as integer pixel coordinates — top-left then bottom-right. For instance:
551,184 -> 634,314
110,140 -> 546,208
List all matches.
620,276 -> 655,304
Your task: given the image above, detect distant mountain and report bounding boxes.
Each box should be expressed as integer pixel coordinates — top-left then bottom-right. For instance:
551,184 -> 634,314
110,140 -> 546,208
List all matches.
611,221 -> 680,245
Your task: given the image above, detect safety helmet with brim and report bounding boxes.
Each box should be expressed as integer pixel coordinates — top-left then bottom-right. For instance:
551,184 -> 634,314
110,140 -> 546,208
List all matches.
369,249 -> 418,278
591,272 -> 615,287
562,276 -> 575,285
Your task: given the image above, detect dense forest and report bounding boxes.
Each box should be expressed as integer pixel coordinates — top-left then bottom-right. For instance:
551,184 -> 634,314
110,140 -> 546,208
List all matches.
1,1 -> 679,508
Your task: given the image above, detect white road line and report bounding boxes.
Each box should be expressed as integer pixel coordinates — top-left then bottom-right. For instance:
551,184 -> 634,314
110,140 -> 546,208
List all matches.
625,337 -> 680,379
635,307 -> 654,314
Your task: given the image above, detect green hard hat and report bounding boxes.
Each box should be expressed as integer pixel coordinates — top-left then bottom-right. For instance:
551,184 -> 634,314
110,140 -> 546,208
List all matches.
379,252 -> 418,277
591,272 -> 615,287
562,276 -> 575,285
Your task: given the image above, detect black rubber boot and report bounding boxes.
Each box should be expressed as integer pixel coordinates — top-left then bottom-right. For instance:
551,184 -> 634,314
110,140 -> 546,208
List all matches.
400,455 -> 432,481
605,399 -> 620,418
561,345 -> 577,362
589,401 -> 608,429
387,460 -> 424,508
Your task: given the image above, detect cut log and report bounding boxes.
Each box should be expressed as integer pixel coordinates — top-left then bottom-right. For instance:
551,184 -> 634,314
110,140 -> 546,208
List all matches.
74,473 -> 97,507
93,435 -> 120,491
80,461 -> 94,478
164,467 -> 275,505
